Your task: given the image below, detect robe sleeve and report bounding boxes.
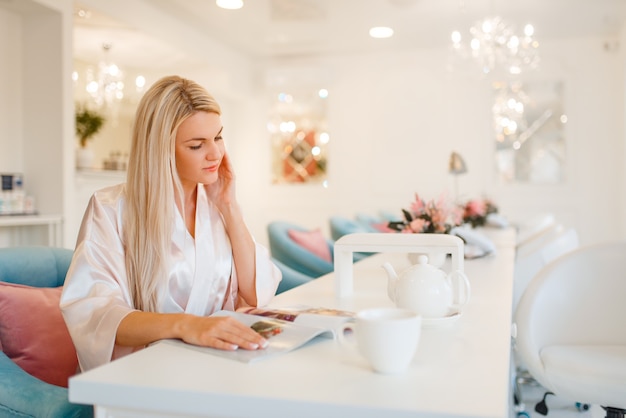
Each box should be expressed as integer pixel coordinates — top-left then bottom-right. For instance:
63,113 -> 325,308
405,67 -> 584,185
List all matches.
60,185 -> 138,372
253,242 -> 282,306
228,241 -> 282,310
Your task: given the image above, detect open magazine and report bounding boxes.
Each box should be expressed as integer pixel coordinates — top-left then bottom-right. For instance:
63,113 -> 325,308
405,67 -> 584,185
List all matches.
173,306 -> 354,363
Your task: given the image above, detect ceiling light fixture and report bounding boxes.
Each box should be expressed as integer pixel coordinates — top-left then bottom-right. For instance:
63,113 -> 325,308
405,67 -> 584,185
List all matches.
369,26 -> 394,39
451,16 -> 539,75
216,0 -> 243,10
85,43 -> 124,109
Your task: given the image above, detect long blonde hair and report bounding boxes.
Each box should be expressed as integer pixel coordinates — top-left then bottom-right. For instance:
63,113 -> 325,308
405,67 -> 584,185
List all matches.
124,75 -> 221,312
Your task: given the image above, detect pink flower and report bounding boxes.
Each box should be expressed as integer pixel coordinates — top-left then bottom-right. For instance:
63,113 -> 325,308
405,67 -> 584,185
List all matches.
461,198 -> 499,228
407,218 -> 429,233
464,200 -> 487,217
409,193 -> 426,215
388,192 -> 462,234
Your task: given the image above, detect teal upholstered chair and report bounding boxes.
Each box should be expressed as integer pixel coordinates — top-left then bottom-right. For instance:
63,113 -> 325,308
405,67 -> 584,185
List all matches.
354,213 -> 383,232
272,257 -> 314,294
329,216 -> 370,241
0,246 -> 93,418
267,221 -> 334,278
328,216 -> 376,260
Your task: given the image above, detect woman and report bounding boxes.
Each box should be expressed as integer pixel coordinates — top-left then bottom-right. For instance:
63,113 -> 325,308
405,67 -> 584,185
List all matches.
61,75 -> 282,371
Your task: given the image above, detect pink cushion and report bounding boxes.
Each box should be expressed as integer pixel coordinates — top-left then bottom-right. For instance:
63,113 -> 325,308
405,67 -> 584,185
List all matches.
0,282 -> 78,387
372,222 -> 395,233
287,228 -> 332,262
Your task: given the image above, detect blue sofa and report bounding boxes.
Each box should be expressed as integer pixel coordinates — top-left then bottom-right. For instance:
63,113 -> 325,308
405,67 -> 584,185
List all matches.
0,246 -> 93,418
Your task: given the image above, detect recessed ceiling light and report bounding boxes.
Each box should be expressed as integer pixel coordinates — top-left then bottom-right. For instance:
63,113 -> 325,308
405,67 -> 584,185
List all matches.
216,0 -> 243,10
369,26 -> 394,39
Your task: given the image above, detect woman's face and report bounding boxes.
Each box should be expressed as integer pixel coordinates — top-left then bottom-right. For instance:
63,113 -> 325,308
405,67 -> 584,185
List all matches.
175,111 -> 224,189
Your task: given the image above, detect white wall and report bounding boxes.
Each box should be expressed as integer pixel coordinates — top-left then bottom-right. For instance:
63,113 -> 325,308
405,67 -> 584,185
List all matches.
0,8 -> 24,173
68,34 -> 626,250
5,0 -> 622,250
621,25 -> 626,240
233,36 -> 626,248
0,0 -> 74,248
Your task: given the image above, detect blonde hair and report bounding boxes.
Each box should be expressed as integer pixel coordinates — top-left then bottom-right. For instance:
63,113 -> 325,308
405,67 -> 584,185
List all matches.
124,75 -> 221,312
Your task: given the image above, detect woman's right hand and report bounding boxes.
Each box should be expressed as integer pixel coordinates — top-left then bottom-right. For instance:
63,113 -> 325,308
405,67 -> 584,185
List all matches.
117,311 -> 268,351
179,314 -> 269,351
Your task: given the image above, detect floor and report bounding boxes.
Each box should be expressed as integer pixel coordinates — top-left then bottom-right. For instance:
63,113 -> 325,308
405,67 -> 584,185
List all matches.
514,376 -> 605,418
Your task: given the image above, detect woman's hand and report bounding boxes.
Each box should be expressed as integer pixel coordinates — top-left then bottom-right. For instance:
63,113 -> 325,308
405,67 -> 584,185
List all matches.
180,314 -> 268,351
203,150 -> 259,306
117,311 -> 267,351
205,151 -> 236,212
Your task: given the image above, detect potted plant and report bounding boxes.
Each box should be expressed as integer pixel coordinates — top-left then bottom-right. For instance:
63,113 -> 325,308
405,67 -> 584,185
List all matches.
75,104 -> 105,169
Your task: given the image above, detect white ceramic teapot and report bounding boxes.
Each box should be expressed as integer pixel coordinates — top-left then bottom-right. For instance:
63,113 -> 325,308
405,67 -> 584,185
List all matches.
382,255 -> 471,319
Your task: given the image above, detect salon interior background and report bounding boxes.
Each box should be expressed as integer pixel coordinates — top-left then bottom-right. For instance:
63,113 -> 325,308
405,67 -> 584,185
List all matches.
1,0 -> 625,249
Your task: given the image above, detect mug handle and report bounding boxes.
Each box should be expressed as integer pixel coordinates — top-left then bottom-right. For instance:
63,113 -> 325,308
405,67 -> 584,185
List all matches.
336,322 -> 357,347
450,270 -> 471,310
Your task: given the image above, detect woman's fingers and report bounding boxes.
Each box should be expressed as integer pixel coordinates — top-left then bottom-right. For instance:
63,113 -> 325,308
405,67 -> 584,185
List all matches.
211,318 -> 267,350
184,316 -> 268,351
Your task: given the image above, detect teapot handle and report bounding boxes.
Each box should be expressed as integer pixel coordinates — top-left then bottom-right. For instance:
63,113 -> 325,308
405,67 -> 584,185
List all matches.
449,270 -> 471,310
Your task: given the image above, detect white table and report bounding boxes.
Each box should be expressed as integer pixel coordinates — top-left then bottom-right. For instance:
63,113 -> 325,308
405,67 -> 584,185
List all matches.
69,228 -> 516,418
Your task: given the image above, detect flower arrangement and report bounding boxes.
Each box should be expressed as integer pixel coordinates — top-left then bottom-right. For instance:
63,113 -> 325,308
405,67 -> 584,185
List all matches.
461,198 -> 499,228
387,193 -> 463,234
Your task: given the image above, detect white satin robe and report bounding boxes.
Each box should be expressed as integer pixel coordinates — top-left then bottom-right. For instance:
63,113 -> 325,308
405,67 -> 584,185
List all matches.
60,183 -> 281,372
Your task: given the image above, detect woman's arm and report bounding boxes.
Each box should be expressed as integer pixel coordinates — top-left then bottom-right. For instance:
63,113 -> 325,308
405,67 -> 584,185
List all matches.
221,204 -> 258,305
116,311 -> 267,350
205,152 -> 259,306
61,185 -> 269,372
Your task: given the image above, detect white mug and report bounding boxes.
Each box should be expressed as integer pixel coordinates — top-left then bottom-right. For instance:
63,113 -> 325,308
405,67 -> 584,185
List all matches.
339,307 -> 421,374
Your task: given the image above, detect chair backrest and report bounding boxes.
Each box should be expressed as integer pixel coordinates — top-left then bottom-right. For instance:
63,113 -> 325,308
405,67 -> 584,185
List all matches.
329,216 -> 370,241
378,210 -> 402,222
267,222 -> 334,278
354,213 -> 383,232
514,241 -> 626,385
515,213 -> 556,247
272,257 -> 313,294
0,246 -> 73,288
513,227 -> 579,312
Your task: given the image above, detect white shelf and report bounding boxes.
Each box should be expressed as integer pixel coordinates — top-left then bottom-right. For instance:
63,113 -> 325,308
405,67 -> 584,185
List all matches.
0,214 -> 63,247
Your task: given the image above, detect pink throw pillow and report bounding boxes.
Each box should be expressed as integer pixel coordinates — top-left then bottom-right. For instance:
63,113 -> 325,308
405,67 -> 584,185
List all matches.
372,222 -> 395,233
0,282 -> 78,388
287,228 -> 332,262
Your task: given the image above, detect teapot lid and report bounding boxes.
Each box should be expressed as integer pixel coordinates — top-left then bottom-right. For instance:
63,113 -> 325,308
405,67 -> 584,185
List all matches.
408,254 -> 446,277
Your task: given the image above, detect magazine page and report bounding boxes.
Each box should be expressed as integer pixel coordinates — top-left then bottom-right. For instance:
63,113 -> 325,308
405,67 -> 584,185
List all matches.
172,310 -> 337,363
237,306 -> 355,337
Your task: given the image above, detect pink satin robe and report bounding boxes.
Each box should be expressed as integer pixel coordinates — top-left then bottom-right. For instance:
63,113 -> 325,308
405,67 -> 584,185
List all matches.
60,183 -> 281,371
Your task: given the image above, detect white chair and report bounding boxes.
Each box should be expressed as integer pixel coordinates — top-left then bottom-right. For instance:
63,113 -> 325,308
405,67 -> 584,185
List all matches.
514,241 -> 626,417
511,226 -> 579,413
513,226 -> 579,312
515,213 -> 556,248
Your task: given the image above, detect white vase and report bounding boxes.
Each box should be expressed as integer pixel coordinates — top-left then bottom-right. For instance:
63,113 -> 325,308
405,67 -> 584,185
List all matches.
408,252 -> 446,268
76,146 -> 95,169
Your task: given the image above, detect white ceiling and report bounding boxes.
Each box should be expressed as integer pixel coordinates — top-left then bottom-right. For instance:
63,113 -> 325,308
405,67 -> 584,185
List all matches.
73,0 -> 626,69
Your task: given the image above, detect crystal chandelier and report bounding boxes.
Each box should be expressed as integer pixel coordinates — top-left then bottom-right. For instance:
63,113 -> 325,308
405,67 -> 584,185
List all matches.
85,43 -> 125,108
492,81 -> 529,147
451,16 -> 539,76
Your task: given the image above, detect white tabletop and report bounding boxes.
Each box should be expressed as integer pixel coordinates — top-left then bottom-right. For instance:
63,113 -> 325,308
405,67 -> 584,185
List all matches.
69,227 -> 516,418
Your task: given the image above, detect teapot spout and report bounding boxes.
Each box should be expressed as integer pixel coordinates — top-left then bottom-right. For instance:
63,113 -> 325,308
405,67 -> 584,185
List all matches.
381,262 -> 398,301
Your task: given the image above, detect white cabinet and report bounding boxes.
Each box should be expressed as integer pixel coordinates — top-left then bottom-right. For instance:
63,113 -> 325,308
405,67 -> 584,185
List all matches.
0,215 -> 63,247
